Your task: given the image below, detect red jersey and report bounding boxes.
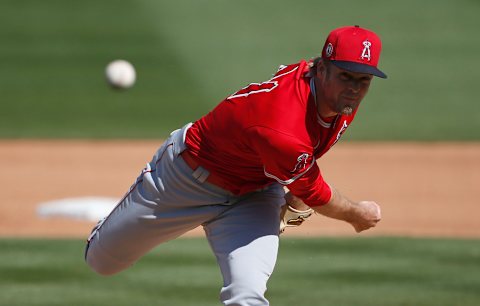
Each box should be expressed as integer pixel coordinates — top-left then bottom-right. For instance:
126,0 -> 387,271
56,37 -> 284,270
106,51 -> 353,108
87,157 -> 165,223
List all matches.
185,60 -> 357,207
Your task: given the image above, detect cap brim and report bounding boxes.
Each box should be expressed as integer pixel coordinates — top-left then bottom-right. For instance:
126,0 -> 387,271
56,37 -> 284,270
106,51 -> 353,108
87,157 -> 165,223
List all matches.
331,60 -> 387,79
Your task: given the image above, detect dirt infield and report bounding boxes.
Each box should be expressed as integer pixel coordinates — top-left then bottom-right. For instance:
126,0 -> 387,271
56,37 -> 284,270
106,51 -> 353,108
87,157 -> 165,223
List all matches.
0,140 -> 478,238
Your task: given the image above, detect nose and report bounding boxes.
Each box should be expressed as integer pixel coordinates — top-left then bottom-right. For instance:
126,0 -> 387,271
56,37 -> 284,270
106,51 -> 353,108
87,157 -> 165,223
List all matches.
348,81 -> 361,93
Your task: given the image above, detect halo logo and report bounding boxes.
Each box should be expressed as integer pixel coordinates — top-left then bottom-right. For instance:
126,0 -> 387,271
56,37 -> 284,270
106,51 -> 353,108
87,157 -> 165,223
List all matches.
290,153 -> 310,173
361,40 -> 371,61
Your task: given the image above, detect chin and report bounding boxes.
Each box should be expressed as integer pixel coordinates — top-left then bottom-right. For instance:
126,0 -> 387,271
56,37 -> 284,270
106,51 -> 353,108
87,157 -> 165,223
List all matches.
340,106 -> 354,115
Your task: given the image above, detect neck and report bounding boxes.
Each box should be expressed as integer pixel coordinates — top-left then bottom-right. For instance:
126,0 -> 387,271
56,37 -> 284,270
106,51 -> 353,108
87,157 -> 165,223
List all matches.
313,77 -> 337,118
317,102 -> 337,119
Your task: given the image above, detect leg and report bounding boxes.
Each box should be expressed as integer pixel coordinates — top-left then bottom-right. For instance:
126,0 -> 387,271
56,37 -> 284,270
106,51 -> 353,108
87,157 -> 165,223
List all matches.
204,184 -> 285,306
85,126 -> 233,275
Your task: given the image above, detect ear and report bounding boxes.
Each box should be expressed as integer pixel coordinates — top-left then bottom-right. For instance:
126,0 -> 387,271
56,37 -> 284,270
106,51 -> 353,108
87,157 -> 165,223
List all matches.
316,60 -> 327,78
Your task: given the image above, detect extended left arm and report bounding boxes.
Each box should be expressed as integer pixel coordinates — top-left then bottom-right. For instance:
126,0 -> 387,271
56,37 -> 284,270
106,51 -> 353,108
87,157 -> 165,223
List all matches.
313,185 -> 381,233
281,187 -> 381,233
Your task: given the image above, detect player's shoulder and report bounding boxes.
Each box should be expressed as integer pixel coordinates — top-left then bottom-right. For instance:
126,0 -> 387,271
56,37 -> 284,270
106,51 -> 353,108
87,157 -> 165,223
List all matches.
247,125 -> 313,154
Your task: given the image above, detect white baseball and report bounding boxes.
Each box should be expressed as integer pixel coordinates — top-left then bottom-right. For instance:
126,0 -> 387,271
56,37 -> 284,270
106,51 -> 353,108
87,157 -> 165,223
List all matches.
105,60 -> 136,89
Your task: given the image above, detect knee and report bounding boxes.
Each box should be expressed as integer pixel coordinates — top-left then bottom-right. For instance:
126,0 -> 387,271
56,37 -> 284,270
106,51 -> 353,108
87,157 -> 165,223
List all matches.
85,242 -> 128,276
220,281 -> 268,306
85,257 -> 117,276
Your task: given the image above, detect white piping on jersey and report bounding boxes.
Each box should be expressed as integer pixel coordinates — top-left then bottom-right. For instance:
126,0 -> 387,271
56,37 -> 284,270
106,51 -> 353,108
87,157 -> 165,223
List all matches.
227,66 -> 299,99
271,65 -> 298,80
264,157 -> 316,185
228,81 -> 278,99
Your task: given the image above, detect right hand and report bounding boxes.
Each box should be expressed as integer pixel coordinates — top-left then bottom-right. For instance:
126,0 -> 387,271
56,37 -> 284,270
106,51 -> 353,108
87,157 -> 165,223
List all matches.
279,204 -> 314,234
348,201 -> 381,233
280,192 -> 314,234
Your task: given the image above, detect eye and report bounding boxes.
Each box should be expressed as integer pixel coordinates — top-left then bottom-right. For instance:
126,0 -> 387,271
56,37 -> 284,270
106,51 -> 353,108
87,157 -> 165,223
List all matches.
361,78 -> 372,86
339,73 -> 350,81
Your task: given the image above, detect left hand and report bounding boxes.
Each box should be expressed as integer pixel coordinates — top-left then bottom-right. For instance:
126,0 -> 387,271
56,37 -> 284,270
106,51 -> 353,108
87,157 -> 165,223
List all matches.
348,200 -> 381,233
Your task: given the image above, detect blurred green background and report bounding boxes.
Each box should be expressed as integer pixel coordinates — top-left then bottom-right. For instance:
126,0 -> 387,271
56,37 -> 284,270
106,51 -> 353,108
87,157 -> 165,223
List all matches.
2,237 -> 480,306
1,1 -> 479,305
1,0 -> 479,139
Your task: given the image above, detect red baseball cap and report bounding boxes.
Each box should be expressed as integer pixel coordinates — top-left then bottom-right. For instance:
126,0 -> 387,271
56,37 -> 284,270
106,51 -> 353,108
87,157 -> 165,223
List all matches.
322,25 -> 387,78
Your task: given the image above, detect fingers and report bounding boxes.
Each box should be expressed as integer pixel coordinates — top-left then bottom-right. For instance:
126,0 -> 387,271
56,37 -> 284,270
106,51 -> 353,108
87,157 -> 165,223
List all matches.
352,201 -> 382,233
373,202 -> 382,221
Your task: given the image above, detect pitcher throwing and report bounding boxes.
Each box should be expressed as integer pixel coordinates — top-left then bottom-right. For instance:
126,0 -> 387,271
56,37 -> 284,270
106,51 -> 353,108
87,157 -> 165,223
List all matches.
85,25 -> 386,306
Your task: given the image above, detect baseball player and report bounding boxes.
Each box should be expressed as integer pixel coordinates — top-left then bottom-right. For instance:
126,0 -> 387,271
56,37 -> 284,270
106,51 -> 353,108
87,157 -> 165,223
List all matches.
85,25 -> 386,306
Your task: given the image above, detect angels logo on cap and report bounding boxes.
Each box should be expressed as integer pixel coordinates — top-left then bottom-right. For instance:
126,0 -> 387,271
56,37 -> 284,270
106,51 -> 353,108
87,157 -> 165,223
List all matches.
322,25 -> 387,78
361,40 -> 371,61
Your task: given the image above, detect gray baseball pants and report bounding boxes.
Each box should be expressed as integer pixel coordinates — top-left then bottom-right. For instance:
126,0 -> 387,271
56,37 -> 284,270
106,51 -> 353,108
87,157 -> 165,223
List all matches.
85,123 -> 286,306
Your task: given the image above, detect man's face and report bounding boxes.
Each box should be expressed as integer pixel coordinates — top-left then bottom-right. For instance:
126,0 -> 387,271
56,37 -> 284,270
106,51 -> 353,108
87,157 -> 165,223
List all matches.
316,62 -> 373,116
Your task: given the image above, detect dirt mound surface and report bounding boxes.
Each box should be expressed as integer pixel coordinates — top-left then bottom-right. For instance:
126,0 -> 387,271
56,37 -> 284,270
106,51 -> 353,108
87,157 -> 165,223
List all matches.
1,140 -> 478,238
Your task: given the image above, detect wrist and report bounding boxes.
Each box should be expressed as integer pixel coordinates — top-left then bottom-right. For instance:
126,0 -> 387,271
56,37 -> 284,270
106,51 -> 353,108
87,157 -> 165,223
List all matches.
343,201 -> 360,224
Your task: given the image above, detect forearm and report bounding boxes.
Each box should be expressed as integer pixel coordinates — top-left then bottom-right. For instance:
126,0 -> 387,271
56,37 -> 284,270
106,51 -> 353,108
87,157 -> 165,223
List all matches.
312,186 -> 382,233
312,186 -> 356,222
286,187 -> 353,219
285,185 -> 381,233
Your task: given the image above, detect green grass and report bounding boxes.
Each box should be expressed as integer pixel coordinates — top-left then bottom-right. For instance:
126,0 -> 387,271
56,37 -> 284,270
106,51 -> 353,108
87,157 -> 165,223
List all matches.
0,237 -> 479,306
1,0 -> 479,139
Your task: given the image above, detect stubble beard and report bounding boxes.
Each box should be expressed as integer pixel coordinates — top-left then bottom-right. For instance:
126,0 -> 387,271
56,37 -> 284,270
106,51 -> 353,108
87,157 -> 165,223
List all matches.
340,105 -> 354,115
338,98 -> 361,115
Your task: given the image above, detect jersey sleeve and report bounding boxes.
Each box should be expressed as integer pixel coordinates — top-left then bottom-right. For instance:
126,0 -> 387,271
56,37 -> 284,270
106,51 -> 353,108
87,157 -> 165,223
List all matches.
286,164 -> 332,207
248,126 -> 331,206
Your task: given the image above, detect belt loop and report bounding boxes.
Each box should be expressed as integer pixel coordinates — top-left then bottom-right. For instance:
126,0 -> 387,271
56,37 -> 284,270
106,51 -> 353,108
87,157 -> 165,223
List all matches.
192,166 -> 210,183
172,122 -> 192,156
